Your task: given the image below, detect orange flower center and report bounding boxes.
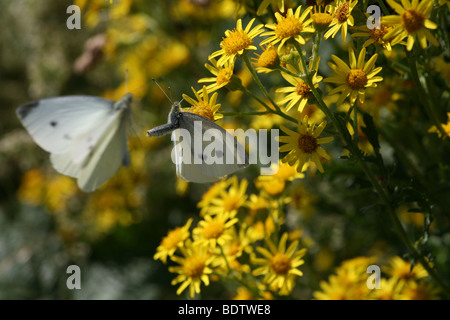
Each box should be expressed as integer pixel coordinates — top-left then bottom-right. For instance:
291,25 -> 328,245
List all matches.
184,256 -> 206,278
298,133 -> 319,154
336,2 -> 350,23
202,220 -> 225,239
221,29 -> 252,55
311,12 -> 333,27
275,15 -> 304,39
401,9 -> 425,33
295,80 -> 312,98
270,253 -> 292,275
369,24 -> 393,43
216,68 -> 233,86
222,194 -> 241,212
346,69 -> 368,90
188,104 -> 214,121
256,46 -> 279,68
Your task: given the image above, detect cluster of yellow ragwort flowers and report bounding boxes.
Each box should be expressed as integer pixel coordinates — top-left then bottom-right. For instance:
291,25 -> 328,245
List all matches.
154,175 -> 309,298
151,0 -> 445,298
314,256 -> 440,299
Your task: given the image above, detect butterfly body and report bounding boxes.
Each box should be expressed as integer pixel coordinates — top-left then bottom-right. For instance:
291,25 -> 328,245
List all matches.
147,102 -> 249,183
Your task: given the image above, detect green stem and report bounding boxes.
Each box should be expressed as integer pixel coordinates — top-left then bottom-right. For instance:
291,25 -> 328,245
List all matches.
311,31 -> 322,72
215,244 -> 263,299
218,243 -> 231,274
242,52 -> 279,111
212,271 -> 263,299
277,65 -> 304,78
292,39 -> 450,297
353,102 -> 359,144
241,52 -> 297,124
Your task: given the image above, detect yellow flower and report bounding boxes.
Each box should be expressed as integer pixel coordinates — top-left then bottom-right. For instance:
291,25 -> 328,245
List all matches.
255,161 -> 306,196
198,58 -> 238,93
324,0 -> 358,42
45,175 -> 79,213
314,273 -> 371,299
310,4 -> 334,33
18,168 -> 79,213
245,193 -> 269,215
252,232 -> 307,295
197,176 -> 236,216
276,58 -> 323,112
324,47 -> 383,105
206,178 -> 248,216
232,284 -> 274,300
182,86 -> 223,121
279,115 -> 334,173
370,277 -> 405,300
252,44 -> 280,73
169,240 -> 217,298
192,212 -> 239,249
246,221 -> 267,242
213,226 -> 252,275
313,256 -> 376,300
154,218 -> 193,264
209,18 -> 265,66
399,280 -> 441,300
17,169 -> 46,206
352,23 -> 396,51
232,286 -> 254,300
382,0 -> 439,51
383,256 -> 429,281
260,6 -> 314,52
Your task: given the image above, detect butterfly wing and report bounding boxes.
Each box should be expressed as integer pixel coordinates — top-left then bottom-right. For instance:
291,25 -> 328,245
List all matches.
16,96 -> 114,154
174,112 -> 249,183
76,114 -> 129,192
171,128 -> 221,183
18,94 -> 132,192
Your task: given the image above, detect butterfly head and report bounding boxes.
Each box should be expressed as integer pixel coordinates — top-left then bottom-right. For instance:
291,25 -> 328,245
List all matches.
114,93 -> 133,111
168,101 -> 182,124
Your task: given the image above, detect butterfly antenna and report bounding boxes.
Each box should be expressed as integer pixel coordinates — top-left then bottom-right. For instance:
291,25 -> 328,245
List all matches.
168,86 -> 174,102
152,78 -> 173,103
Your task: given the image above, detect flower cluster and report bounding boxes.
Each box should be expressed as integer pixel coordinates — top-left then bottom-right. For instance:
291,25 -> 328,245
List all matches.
314,256 -> 440,300
154,175 -> 308,298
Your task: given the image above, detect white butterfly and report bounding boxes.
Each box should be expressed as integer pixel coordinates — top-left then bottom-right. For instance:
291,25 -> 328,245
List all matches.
147,101 -> 249,183
16,93 -> 132,192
